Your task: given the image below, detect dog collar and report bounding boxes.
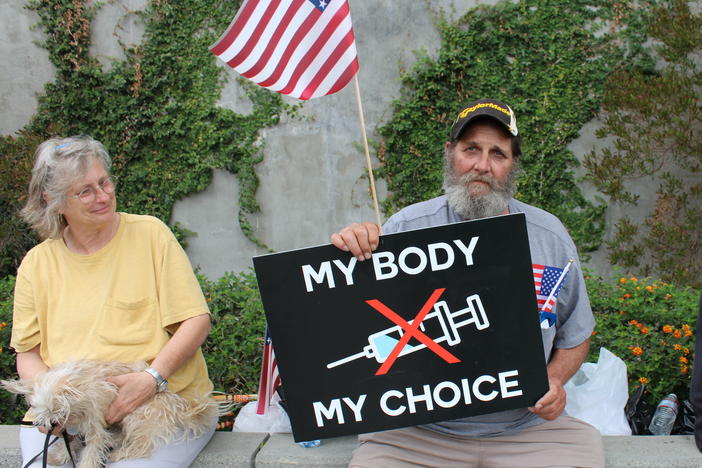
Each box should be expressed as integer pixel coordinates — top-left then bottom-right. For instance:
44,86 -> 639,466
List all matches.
144,367 -> 168,393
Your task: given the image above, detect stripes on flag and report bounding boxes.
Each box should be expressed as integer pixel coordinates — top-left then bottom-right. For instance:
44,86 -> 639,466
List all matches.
256,328 -> 281,415
210,0 -> 359,100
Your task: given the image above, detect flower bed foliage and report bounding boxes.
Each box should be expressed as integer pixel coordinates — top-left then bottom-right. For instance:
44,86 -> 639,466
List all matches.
586,273 -> 700,406
1,271 -> 697,423
199,271 -> 267,396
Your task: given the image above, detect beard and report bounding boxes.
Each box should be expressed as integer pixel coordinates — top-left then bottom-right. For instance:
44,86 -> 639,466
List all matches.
443,152 -> 520,221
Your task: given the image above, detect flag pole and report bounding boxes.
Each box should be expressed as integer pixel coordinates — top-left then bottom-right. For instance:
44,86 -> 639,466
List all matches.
353,75 -> 383,229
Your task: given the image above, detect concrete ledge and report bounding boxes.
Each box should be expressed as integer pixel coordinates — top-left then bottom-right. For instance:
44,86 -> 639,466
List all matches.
602,435 -> 700,468
190,432 -> 268,468
1,426 -> 701,467
256,434 -> 358,468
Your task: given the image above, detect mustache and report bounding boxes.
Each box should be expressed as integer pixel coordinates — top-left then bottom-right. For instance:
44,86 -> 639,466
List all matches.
455,173 -> 502,191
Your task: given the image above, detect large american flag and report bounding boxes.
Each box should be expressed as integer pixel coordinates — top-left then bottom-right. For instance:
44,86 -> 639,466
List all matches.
210,0 -> 359,100
533,263 -> 570,326
256,328 -> 281,415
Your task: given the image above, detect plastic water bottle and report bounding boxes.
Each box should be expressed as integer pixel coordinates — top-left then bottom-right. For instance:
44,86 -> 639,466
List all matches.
648,393 -> 679,435
297,439 -> 322,448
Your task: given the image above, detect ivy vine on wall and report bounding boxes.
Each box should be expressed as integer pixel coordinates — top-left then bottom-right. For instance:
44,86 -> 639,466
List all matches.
583,0 -> 702,287
2,0 -> 292,266
375,0 -> 654,255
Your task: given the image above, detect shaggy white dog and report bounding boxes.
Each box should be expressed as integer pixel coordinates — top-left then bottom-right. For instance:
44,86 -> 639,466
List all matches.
1,360 -> 217,468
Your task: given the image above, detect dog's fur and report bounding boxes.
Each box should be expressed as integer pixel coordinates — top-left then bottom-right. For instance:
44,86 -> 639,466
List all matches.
1,360 -> 217,468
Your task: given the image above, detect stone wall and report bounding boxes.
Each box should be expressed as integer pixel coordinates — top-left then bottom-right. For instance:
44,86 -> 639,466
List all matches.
0,0 -> 670,279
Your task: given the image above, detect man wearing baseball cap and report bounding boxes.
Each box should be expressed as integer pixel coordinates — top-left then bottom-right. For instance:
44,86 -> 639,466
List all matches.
331,98 -> 604,467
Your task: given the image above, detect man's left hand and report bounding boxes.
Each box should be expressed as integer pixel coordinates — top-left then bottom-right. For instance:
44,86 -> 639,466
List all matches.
527,375 -> 566,420
104,371 -> 157,424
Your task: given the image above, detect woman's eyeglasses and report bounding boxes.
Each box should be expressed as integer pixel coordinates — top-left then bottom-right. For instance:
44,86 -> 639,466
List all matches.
71,177 -> 116,204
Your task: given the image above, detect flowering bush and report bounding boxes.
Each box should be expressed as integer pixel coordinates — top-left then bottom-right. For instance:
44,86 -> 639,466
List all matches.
586,274 -> 700,406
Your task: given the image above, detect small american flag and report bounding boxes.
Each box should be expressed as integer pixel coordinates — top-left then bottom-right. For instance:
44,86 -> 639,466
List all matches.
256,328 -> 281,415
533,260 -> 572,327
210,0 -> 359,100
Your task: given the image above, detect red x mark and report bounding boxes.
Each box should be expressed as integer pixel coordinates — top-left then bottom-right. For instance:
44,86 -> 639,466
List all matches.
366,288 -> 460,376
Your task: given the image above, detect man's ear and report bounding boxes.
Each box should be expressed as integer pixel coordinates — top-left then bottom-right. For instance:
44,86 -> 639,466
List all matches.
0,378 -> 34,395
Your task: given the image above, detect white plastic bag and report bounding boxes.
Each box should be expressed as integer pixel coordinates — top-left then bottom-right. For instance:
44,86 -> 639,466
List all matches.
232,393 -> 292,433
564,347 -> 632,435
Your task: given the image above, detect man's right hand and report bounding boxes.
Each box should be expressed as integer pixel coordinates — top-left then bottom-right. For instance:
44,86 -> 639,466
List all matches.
330,222 -> 381,261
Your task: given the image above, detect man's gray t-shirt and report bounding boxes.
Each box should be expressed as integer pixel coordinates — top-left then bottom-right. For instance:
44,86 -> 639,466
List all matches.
382,195 -> 595,437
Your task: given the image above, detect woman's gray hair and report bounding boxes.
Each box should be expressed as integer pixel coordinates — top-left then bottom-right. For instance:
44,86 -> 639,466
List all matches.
21,136 -> 112,239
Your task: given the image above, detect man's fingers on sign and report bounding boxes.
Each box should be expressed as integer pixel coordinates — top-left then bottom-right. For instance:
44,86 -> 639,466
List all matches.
330,222 -> 380,261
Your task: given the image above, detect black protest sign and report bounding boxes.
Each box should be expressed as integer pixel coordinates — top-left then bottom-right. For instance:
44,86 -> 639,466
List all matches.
253,213 -> 548,441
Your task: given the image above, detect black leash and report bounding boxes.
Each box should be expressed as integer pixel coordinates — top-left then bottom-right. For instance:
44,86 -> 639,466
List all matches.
21,422 -> 76,468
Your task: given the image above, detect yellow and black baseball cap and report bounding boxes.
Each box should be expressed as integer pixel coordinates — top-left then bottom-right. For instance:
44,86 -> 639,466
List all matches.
450,98 -> 518,140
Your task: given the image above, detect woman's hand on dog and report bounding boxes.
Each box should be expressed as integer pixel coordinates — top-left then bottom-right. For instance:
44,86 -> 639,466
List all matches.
37,423 -> 65,436
104,372 -> 157,424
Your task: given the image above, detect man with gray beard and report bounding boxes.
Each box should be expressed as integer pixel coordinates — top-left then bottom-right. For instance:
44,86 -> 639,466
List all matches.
331,98 -> 604,468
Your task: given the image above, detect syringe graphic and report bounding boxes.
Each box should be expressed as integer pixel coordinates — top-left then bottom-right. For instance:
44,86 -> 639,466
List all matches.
327,294 -> 488,369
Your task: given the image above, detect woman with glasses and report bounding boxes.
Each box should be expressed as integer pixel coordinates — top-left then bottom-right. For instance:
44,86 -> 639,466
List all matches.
11,135 -> 215,467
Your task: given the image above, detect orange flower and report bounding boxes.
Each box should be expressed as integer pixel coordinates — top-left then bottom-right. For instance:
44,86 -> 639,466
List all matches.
591,331 -> 597,336
619,277 -> 627,284
681,365 -> 689,374
639,377 -> 649,384
645,286 -> 654,292
636,323 -> 643,328
680,356 -> 689,364
623,293 -> 631,299
683,347 -> 690,355
629,320 -> 638,326
630,277 -> 638,282
674,344 -> 682,351
685,329 -> 693,337
673,329 -> 683,339
665,294 -> 672,300
619,310 -> 625,315
683,324 -> 692,331
662,325 -> 673,334
640,327 -> 649,334
632,347 -> 643,356
0,322 -> 6,327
